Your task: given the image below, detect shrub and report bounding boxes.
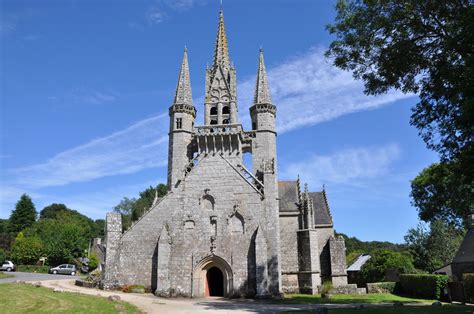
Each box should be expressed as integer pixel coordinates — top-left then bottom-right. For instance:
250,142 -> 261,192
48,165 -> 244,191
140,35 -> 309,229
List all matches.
17,265 -> 50,273
0,248 -> 6,262
84,269 -> 102,288
360,249 -> 415,283
10,234 -> 43,265
366,282 -> 397,294
464,273 -> 474,303
88,253 -> 99,271
399,274 -> 448,300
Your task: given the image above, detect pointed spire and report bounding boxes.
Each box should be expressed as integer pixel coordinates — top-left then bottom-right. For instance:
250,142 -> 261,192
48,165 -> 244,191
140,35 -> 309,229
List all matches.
213,10 -> 230,68
254,48 -> 273,105
174,47 -> 193,106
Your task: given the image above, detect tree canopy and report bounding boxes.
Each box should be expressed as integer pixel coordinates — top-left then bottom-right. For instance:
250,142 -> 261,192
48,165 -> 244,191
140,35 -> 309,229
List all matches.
327,0 -> 474,225
404,220 -> 464,272
114,183 -> 168,229
8,194 -> 37,235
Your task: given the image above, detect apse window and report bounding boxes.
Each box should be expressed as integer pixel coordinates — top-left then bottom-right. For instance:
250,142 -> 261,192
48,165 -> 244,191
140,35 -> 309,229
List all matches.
176,118 -> 183,129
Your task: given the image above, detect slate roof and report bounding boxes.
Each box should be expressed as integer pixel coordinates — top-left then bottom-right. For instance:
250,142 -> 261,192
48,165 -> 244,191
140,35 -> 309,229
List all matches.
308,192 -> 333,226
453,228 -> 474,263
278,180 -> 334,226
347,254 -> 371,272
278,181 -> 299,212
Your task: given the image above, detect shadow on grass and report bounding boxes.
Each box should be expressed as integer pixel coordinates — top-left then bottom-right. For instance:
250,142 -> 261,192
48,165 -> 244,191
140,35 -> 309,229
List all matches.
275,293 -> 436,305
283,304 -> 473,314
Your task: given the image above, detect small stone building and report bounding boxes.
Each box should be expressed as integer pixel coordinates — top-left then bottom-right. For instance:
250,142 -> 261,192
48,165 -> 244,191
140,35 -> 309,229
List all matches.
103,10 -> 348,298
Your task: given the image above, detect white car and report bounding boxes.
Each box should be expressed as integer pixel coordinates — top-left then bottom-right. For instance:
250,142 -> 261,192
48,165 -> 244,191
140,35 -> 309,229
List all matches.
0,261 -> 16,272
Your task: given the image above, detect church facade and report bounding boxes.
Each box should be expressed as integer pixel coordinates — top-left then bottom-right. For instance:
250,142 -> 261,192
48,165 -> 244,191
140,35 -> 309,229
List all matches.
103,11 -> 348,298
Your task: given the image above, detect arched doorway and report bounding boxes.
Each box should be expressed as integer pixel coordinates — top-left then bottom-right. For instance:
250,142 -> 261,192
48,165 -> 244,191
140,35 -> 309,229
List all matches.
193,255 -> 233,298
206,267 -> 224,296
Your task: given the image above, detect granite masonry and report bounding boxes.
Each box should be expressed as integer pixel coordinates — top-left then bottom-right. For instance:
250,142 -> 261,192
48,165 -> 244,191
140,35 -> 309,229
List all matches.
103,10 -> 349,298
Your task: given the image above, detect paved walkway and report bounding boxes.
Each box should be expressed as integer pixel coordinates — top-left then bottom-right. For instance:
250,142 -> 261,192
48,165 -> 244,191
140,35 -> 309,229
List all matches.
0,271 -> 79,284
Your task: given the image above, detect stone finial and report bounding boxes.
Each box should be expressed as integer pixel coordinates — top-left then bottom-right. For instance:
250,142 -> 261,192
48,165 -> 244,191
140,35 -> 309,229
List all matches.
213,10 -> 230,68
253,48 -> 273,105
173,48 -> 193,106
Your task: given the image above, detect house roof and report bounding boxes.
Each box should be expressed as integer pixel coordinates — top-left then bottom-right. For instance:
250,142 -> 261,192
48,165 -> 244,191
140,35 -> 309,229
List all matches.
453,228 -> 474,264
347,254 -> 371,272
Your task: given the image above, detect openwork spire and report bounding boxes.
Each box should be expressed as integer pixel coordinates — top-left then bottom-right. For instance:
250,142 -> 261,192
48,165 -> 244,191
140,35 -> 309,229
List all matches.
213,10 -> 230,68
174,47 -> 193,105
254,48 -> 273,104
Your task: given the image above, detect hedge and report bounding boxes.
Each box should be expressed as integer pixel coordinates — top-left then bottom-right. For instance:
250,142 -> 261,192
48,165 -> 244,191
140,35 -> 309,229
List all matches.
399,274 -> 448,300
464,273 -> 474,303
16,265 -> 50,273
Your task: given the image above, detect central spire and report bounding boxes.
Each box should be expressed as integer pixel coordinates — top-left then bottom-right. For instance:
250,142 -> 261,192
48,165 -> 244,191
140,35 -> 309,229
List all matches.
213,10 -> 230,68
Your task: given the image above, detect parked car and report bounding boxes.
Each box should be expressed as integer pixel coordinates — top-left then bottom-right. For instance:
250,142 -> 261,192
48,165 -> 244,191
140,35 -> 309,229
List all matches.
0,261 -> 16,272
49,264 -> 77,276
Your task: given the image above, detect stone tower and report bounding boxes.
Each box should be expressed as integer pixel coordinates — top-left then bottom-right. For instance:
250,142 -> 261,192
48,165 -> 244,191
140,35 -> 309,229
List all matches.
204,10 -> 237,126
103,8 -> 349,299
167,48 -> 196,189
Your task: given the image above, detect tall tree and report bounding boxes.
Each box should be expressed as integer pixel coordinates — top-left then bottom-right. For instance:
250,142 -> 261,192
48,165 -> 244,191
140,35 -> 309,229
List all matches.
8,194 -> 37,235
405,220 -> 464,272
327,0 -> 474,224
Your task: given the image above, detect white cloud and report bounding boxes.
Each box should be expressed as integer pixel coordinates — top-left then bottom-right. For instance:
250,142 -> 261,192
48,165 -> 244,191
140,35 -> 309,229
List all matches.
11,114 -> 169,188
49,88 -> 118,106
6,48 -> 411,190
147,7 -> 166,24
238,47 -> 413,133
281,143 -> 401,188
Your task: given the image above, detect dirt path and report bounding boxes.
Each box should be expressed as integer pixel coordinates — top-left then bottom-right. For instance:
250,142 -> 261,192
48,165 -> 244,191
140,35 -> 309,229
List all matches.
32,279 -> 397,313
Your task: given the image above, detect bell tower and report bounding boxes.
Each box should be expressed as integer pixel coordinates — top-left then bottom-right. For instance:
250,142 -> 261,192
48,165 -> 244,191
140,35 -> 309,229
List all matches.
167,48 -> 196,189
204,10 -> 238,126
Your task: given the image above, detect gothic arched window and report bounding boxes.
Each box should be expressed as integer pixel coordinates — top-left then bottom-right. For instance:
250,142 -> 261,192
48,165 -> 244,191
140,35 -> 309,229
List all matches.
222,106 -> 230,114
210,107 -> 218,115
210,120 -> 218,125
222,119 -> 230,124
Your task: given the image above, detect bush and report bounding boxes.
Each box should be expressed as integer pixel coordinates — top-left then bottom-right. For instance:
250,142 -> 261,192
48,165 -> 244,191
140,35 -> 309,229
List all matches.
17,265 -> 50,273
10,234 -> 43,265
0,248 -> 6,262
464,273 -> 474,303
360,249 -> 415,283
88,253 -> 99,271
366,282 -> 397,294
399,274 -> 448,300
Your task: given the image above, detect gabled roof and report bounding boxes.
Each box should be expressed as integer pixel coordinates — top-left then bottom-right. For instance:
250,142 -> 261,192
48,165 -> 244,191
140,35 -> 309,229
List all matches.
453,228 -> 474,264
308,192 -> 333,225
347,254 -> 371,272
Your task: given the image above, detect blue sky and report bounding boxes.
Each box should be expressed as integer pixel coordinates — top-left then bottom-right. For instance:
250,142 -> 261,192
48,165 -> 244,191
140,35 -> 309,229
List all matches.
0,0 -> 438,243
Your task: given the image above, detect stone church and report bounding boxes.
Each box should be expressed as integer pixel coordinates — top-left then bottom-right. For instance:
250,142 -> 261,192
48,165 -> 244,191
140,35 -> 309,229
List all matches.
103,10 -> 348,298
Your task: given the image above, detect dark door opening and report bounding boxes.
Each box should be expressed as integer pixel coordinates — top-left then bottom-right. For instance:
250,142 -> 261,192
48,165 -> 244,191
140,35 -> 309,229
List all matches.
206,266 -> 224,296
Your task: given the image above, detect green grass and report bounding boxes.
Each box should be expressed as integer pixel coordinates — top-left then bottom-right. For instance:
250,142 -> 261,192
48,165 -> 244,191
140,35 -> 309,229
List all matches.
278,293 -> 436,304
284,304 -> 473,314
0,283 -> 142,314
0,272 -> 14,279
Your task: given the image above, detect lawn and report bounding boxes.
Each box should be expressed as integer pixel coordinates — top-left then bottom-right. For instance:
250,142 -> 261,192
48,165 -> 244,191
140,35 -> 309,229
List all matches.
285,304 -> 472,313
0,272 -> 14,279
278,293 -> 436,304
0,283 -> 142,314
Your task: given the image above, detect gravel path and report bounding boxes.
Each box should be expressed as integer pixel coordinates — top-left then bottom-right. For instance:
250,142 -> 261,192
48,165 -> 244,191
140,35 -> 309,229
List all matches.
34,279 -> 393,314
0,271 -> 79,284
